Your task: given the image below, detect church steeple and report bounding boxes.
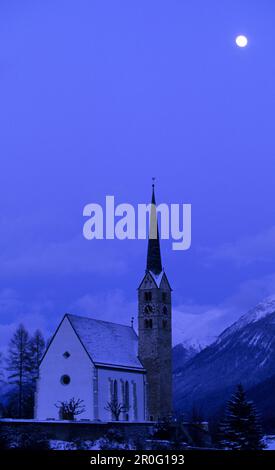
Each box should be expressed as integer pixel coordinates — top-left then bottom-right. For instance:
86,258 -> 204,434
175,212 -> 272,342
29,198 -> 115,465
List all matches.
138,183 -> 172,422
146,183 -> 162,275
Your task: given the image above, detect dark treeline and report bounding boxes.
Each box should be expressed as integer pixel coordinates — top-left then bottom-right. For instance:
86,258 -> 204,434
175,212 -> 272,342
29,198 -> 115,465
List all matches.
0,325 -> 46,418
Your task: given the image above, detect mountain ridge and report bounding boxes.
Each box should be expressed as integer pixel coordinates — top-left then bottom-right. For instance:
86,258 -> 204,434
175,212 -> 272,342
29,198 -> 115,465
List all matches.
173,296 -> 275,425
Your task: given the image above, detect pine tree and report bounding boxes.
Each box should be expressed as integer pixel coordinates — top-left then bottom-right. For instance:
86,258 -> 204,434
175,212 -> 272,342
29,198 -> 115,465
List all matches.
219,384 -> 265,450
6,324 -> 32,418
29,330 -> 45,380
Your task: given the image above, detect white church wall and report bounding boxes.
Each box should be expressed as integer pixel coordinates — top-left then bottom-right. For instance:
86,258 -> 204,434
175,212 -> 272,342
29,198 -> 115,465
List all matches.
35,317 -> 94,420
97,368 -> 146,422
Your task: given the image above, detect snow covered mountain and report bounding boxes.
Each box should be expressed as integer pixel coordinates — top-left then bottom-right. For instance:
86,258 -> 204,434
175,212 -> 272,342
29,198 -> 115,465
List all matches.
218,295 -> 275,342
173,296 -> 275,421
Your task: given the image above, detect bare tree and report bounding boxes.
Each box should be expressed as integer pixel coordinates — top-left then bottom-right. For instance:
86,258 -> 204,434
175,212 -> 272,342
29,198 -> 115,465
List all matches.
55,398 -> 85,420
105,398 -> 125,421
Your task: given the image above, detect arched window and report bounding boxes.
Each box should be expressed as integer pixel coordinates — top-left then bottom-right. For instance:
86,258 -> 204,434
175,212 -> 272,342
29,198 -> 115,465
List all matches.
125,381 -> 129,410
113,379 -> 118,402
162,320 -> 167,329
149,319 -> 153,328
133,382 -> 138,420
163,306 -> 168,315
162,292 -> 167,302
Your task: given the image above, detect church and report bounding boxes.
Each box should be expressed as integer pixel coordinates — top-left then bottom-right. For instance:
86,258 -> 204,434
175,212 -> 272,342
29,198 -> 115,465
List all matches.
35,185 -> 172,422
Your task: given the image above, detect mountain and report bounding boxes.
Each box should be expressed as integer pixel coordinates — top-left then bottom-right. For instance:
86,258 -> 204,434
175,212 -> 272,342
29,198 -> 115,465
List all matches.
173,342 -> 198,371
173,296 -> 275,425
218,295 -> 275,341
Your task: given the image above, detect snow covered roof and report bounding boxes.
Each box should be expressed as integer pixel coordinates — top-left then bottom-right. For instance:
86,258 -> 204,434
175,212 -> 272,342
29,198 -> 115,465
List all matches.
66,314 -> 144,370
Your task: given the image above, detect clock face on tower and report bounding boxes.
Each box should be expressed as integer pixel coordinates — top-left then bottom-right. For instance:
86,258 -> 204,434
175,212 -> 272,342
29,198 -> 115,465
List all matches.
143,304 -> 154,314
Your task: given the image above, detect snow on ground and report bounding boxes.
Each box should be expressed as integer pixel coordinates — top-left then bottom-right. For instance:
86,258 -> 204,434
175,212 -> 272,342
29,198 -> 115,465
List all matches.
49,439 -> 134,450
264,435 -> 275,450
50,440 -> 100,450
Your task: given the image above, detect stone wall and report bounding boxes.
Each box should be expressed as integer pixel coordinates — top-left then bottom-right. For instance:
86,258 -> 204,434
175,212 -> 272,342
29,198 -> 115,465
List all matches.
0,419 -> 155,443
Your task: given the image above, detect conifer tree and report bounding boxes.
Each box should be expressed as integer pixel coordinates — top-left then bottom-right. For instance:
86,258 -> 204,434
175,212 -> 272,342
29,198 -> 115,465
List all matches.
6,324 -> 32,418
29,330 -> 45,380
219,384 -> 265,450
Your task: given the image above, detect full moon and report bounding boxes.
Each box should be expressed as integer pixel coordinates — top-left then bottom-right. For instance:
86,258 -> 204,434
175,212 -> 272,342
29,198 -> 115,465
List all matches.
235,35 -> 248,47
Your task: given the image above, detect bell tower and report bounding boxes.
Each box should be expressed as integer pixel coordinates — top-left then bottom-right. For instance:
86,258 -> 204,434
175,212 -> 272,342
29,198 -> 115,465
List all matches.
138,183 -> 172,421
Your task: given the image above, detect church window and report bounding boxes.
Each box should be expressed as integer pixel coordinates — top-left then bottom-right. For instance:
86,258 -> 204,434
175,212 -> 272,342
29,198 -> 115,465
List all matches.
162,320 -> 167,329
60,374 -> 71,385
63,351 -> 70,359
125,381 -> 129,410
162,292 -> 167,302
113,380 -> 118,402
145,319 -> 153,328
132,382 -> 138,420
163,306 -> 168,315
144,291 -> 152,301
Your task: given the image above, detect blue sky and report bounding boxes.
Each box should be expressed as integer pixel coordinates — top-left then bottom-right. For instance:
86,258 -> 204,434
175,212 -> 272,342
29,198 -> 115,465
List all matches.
0,0 -> 275,348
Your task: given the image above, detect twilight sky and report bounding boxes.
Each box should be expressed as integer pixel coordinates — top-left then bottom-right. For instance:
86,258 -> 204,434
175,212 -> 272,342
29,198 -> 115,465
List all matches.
0,0 -> 275,350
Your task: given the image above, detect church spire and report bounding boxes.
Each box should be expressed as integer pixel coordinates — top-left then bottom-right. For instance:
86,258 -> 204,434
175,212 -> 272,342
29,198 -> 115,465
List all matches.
146,180 -> 162,275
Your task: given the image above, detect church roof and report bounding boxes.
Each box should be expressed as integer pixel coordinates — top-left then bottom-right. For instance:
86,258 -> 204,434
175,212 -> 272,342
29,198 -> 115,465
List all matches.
146,184 -> 162,275
66,314 -> 144,370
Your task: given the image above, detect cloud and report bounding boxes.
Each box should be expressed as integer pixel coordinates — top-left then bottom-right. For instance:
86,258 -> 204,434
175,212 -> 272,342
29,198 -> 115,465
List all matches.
0,235 -> 127,277
2,269 -> 275,357
0,288 -> 53,355
0,213 -> 132,279
70,289 -> 136,327
173,226 -> 275,347
202,226 -> 275,267
172,303 -> 234,348
72,274 -> 275,349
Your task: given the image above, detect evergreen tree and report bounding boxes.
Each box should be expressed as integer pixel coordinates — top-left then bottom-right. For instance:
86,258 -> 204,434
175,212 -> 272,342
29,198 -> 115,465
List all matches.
219,384 -> 265,450
29,330 -> 45,380
6,324 -> 32,418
